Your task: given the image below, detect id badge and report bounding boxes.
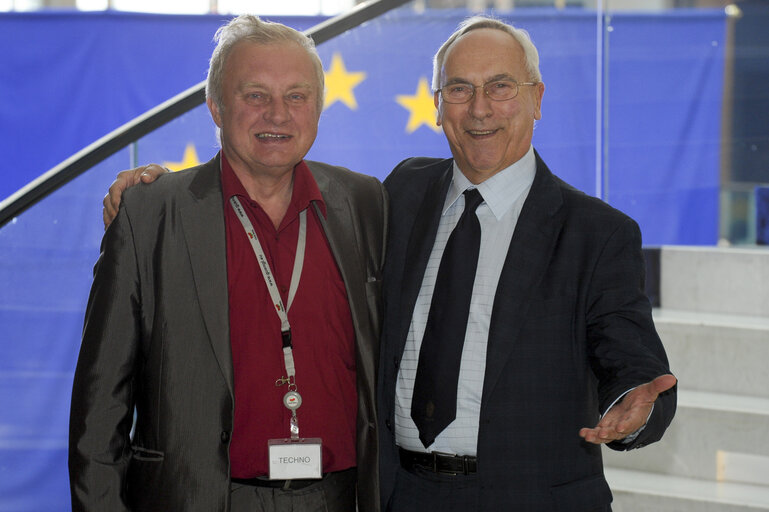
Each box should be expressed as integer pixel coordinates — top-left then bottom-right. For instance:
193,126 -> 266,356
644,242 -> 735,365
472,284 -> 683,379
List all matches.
268,438 -> 323,480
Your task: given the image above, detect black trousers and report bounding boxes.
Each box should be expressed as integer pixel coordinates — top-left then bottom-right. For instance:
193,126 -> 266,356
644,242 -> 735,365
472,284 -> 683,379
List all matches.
386,466 -> 612,512
230,468 -> 357,512
386,465 -> 479,512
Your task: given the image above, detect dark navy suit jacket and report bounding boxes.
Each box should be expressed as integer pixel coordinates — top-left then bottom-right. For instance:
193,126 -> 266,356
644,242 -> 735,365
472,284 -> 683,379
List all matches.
377,151 -> 675,511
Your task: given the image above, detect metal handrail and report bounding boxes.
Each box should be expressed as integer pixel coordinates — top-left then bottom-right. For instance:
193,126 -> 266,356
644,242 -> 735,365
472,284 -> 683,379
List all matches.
0,0 -> 411,228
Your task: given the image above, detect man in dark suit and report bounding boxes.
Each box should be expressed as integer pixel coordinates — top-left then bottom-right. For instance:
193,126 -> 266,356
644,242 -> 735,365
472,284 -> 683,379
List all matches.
377,16 -> 676,511
70,15 -> 385,512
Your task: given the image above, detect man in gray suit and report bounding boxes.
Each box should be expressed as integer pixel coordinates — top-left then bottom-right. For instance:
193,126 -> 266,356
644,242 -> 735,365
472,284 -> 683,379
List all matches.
70,15 -> 386,512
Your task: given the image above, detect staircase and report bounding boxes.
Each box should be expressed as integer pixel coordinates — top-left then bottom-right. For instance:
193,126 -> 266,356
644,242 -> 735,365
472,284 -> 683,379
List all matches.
604,246 -> 769,511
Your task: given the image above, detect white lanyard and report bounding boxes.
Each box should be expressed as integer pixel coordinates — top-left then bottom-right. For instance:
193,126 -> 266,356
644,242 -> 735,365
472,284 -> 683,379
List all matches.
229,196 -> 307,437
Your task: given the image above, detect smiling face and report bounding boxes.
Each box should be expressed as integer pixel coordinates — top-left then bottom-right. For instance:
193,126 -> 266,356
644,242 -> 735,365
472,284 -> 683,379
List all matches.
207,40 -> 321,180
435,28 -> 545,184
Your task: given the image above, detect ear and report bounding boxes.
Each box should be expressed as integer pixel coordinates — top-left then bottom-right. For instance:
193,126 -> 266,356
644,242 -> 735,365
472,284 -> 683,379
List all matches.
533,81 -> 545,121
207,97 -> 223,128
434,91 -> 442,126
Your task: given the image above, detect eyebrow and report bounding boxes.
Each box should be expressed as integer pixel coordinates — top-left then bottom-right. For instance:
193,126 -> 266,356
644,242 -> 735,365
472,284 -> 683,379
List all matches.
443,73 -> 517,86
239,81 -> 315,91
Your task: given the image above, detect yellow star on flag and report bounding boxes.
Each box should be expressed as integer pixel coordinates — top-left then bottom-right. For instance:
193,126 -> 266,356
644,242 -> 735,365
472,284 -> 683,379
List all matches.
396,77 -> 441,134
163,143 -> 201,171
323,53 -> 366,110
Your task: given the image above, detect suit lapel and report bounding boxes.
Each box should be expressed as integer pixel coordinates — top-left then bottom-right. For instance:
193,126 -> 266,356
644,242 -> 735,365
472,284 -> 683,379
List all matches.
179,156 -> 234,398
481,154 -> 565,397
397,162 -> 454,347
309,165 -> 365,292
309,164 -> 380,405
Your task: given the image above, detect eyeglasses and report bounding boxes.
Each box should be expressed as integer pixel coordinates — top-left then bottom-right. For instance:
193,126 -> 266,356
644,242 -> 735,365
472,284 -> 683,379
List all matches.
438,79 -> 539,104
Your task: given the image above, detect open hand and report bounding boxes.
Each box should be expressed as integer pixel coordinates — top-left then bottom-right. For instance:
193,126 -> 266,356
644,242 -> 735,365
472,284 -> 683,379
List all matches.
579,374 -> 677,444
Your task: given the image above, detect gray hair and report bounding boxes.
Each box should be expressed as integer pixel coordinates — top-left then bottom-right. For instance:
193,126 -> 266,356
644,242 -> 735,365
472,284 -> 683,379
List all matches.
432,15 -> 542,91
206,15 -> 325,112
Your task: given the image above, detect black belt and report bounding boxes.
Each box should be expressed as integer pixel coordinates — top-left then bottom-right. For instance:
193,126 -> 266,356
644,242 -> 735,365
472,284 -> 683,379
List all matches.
399,447 -> 477,475
231,476 -> 318,490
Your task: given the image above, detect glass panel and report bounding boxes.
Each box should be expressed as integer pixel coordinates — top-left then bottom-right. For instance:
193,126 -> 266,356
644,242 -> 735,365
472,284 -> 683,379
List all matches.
721,1 -> 769,245
603,2 -> 726,246
602,0 -> 769,247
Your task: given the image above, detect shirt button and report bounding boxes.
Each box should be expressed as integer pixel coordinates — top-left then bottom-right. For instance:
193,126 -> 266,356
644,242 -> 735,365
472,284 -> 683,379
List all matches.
221,431 -> 230,444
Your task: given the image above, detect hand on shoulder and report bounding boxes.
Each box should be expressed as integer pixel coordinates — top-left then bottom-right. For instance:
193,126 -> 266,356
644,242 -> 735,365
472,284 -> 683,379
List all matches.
102,164 -> 169,229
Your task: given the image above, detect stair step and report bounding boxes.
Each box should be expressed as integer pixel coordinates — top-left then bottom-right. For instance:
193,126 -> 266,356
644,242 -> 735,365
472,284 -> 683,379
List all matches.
678,388 -> 769,415
654,308 -> 769,398
659,246 -> 769,317
654,308 -> 769,330
606,467 -> 769,511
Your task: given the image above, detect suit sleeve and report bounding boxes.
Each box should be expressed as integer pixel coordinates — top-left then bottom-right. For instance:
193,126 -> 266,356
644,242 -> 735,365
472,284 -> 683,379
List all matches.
69,204 -> 142,511
585,217 -> 676,451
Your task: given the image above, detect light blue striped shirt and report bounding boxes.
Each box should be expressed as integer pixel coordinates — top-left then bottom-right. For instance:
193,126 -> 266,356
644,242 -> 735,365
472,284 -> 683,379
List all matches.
394,146 -> 537,455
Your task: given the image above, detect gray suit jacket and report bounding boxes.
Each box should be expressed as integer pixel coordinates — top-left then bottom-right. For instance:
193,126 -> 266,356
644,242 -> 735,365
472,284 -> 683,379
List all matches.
70,154 -> 387,512
378,152 -> 675,511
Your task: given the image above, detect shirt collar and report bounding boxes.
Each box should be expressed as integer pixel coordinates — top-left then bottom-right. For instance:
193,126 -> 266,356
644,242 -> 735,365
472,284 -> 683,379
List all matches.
446,145 -> 537,220
220,152 -> 326,218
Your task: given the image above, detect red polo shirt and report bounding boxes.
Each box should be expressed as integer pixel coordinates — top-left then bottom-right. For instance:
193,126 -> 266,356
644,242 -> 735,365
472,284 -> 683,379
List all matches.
221,153 -> 357,478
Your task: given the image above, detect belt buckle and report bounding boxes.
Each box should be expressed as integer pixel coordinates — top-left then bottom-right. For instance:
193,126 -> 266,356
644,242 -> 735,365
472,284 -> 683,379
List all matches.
432,451 -> 462,476
461,455 -> 473,475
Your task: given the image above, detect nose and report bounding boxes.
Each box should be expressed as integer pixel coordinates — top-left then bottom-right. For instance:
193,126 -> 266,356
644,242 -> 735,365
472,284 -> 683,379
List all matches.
264,97 -> 291,124
467,89 -> 493,119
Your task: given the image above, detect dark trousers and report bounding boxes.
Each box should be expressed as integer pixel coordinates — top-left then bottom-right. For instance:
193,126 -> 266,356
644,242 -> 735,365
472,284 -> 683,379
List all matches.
230,468 -> 357,512
386,466 -> 614,512
386,466 -> 479,512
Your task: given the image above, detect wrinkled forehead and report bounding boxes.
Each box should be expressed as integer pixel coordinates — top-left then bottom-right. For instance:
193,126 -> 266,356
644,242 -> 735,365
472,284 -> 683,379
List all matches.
442,28 -> 526,81
226,40 -> 321,85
